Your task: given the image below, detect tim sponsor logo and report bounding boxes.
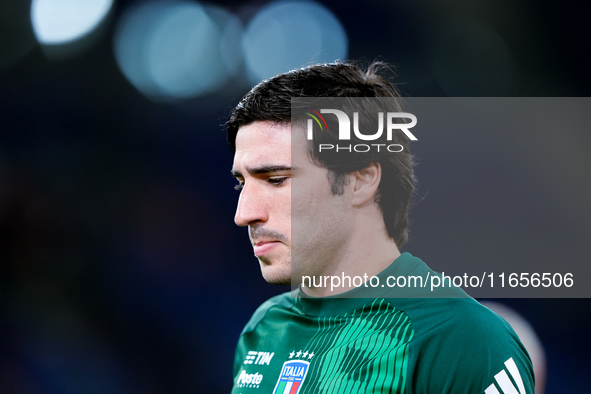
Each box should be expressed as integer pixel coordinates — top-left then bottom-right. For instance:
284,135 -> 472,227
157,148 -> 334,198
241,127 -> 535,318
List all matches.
244,350 -> 275,365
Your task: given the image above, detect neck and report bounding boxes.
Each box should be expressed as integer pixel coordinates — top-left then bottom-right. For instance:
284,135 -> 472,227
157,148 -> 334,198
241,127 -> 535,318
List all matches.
301,217 -> 401,297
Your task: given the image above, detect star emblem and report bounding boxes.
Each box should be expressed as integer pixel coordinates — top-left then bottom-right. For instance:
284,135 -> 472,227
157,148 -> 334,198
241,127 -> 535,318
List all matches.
289,351 -> 295,358
308,352 -> 315,360
303,351 -> 309,358
296,350 -> 302,357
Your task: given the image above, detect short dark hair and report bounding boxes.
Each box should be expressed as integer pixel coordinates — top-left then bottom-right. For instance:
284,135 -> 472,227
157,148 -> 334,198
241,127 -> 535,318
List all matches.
226,62 -> 416,247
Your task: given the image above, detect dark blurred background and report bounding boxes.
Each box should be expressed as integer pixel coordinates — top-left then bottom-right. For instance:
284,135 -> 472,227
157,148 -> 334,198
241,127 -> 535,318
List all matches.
1,0 -> 590,392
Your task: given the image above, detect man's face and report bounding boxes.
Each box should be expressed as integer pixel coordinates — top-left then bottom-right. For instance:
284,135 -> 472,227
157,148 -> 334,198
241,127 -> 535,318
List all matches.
232,121 -> 351,285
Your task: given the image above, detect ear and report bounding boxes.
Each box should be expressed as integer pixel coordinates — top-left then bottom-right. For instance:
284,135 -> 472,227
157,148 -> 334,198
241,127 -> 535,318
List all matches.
351,162 -> 381,207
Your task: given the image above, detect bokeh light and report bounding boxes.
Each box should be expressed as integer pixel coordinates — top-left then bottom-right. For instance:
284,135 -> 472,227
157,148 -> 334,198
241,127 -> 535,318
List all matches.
30,0 -> 113,45
242,0 -> 348,84
114,1 -> 242,100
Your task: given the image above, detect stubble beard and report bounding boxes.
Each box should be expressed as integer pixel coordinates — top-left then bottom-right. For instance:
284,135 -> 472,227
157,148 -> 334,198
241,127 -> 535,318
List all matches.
258,255 -> 292,285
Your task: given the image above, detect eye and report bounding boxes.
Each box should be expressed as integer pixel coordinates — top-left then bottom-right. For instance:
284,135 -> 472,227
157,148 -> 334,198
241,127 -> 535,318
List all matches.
268,177 -> 288,186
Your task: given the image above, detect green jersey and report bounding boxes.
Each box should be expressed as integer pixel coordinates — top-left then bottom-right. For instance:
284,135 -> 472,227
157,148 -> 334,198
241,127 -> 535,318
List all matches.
231,253 -> 534,393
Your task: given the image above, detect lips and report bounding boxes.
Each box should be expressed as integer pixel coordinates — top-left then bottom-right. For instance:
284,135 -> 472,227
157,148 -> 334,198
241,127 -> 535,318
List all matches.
253,240 -> 280,257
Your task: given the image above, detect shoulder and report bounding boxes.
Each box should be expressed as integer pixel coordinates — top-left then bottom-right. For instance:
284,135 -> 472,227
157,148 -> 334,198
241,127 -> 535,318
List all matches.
388,297 -> 535,393
240,291 -> 294,336
422,298 -> 527,356
387,296 -> 523,349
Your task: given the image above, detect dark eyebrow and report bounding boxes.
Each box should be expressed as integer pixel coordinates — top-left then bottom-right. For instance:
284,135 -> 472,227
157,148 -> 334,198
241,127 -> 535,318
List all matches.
231,165 -> 292,178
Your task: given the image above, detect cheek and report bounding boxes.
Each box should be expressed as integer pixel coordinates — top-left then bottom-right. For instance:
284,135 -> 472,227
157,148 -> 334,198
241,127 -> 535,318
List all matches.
292,177 -> 326,208
276,188 -> 292,232
291,172 -> 338,229
292,191 -> 321,220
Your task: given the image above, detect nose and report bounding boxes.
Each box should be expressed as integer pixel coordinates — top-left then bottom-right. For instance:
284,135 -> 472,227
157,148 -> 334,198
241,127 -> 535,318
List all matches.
234,183 -> 268,227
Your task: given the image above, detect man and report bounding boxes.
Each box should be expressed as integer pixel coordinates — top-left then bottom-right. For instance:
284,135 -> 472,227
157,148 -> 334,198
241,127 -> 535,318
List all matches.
227,62 -> 534,393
